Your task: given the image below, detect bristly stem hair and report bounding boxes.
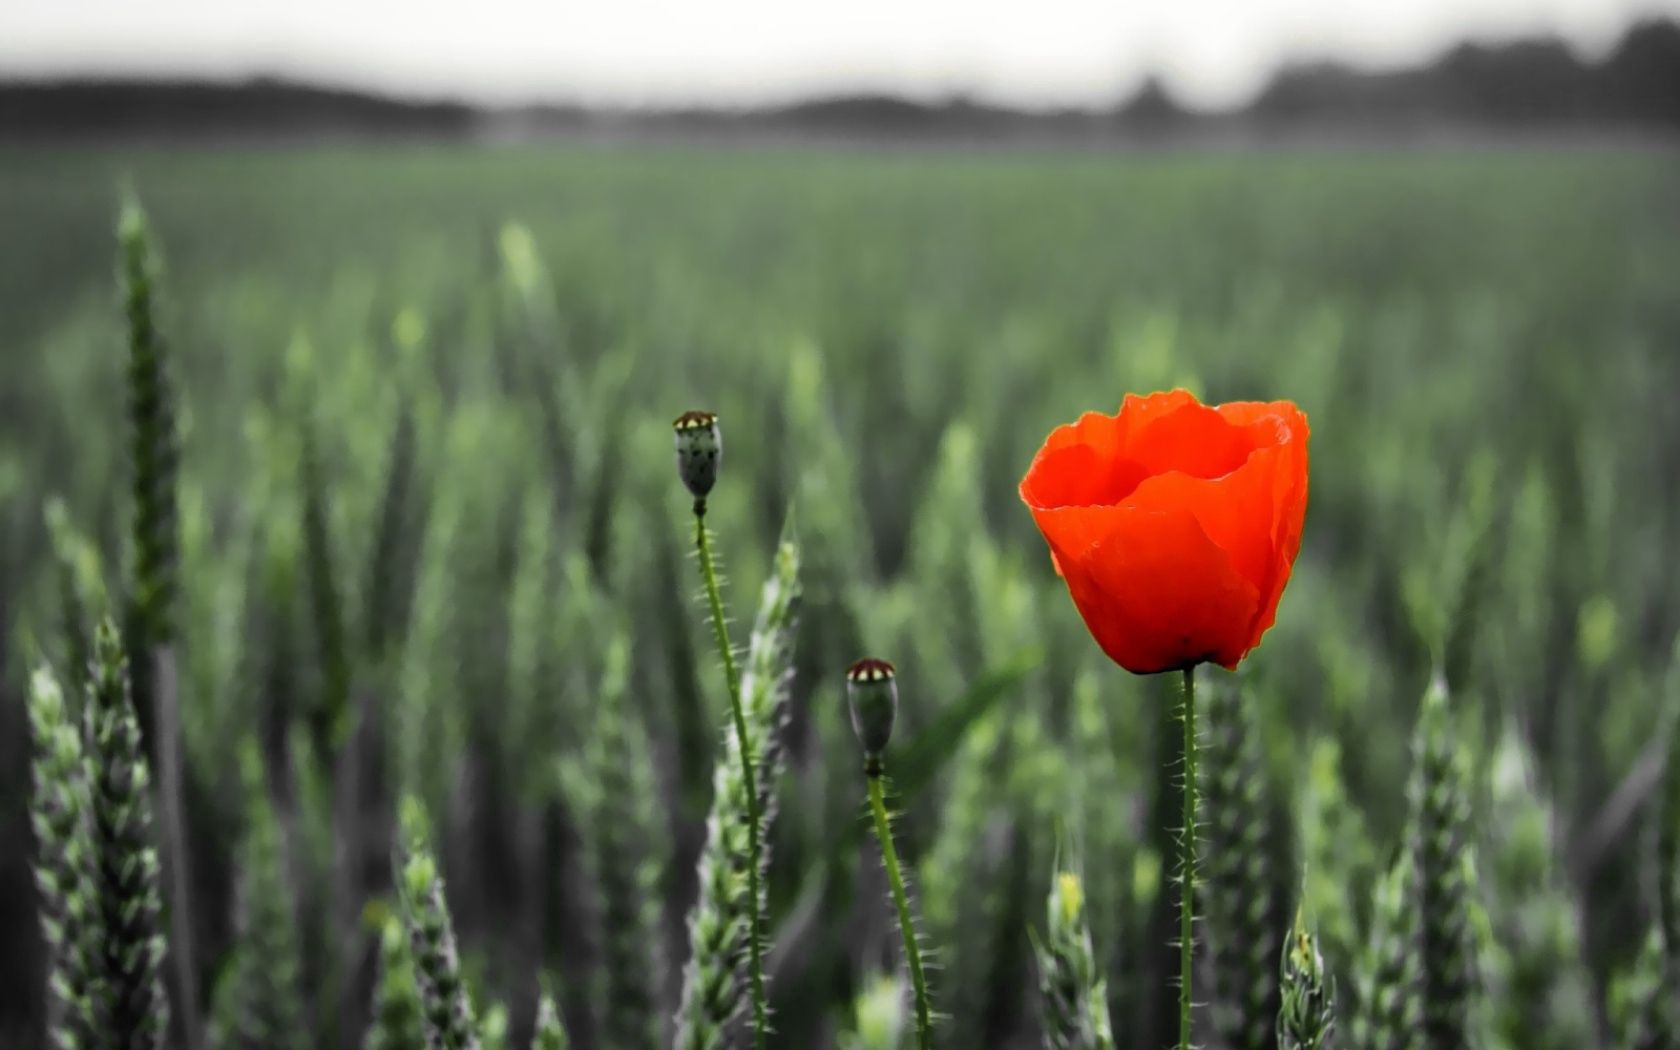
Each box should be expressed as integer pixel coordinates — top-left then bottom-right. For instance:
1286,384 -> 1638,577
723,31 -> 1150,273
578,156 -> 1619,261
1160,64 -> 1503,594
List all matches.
691,497 -> 769,1047
1179,665 -> 1199,1050
867,773 -> 932,1050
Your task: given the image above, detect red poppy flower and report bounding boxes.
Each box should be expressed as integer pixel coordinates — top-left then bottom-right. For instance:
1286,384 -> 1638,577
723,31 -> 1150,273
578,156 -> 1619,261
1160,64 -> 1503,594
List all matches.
1019,389 -> 1309,674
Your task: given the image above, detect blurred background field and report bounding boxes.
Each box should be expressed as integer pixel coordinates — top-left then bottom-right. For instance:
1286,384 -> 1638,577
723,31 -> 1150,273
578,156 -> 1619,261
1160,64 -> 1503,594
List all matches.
2,141 -> 1679,1047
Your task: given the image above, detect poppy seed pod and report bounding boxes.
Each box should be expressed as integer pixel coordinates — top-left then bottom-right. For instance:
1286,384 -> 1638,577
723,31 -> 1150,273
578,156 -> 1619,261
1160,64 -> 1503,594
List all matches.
673,410 -> 722,500
846,658 -> 898,772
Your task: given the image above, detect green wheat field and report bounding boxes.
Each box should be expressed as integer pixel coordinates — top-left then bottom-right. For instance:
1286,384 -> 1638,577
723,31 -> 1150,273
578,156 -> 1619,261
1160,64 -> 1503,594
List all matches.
3,143 -> 1680,1049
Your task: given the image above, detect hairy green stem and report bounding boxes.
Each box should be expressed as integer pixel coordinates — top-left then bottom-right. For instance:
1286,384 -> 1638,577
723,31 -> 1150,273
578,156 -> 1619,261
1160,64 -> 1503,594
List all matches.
692,501 -> 768,1047
1180,666 -> 1198,1050
693,504 -> 743,708
868,775 -> 931,1050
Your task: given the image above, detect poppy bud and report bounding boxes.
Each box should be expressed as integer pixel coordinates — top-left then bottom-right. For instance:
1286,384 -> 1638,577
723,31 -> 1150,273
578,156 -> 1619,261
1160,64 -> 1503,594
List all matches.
672,410 -> 722,501
846,658 -> 898,774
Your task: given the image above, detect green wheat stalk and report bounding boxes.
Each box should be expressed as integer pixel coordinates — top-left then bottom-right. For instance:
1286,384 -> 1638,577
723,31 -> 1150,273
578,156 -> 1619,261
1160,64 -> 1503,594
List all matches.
117,197 -> 200,1050
919,705 -> 1023,1050
840,972 -> 908,1050
285,721 -> 343,1044
654,527 -> 712,810
1440,462 -> 1499,699
396,798 -> 480,1050
1656,635 -> 1680,971
1479,730 -> 1596,1050
363,915 -> 427,1050
1408,678 -> 1476,1050
118,199 -> 179,663
298,422 -> 351,754
1295,739 -> 1378,999
531,986 -> 570,1050
1069,671 -> 1135,1032
1034,869 -> 1116,1050
361,405 -> 419,665
1614,927 -> 1672,1050
506,484 -> 564,799
478,1002 -> 511,1050
675,525 -> 802,1050
394,484 -> 459,818
566,637 -> 664,1050
1276,913 -> 1336,1050
43,498 -> 102,691
208,742 -> 307,1050
1203,675 -> 1286,1050
117,195 -> 176,723
84,620 -> 172,1050
299,419 -> 364,1048
1627,642 -> 1680,1050
1350,855 -> 1419,1050
29,665 -> 97,1050
903,423 -> 986,700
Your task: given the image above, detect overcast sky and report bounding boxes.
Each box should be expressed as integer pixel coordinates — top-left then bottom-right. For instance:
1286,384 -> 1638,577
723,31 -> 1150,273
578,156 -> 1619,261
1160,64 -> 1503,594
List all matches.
6,0 -> 1678,110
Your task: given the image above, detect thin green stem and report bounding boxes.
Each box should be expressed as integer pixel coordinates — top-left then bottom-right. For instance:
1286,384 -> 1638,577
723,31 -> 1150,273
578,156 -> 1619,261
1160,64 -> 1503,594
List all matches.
693,502 -> 767,1048
694,503 -> 743,709
869,774 -> 932,1050
1179,666 -> 1198,1050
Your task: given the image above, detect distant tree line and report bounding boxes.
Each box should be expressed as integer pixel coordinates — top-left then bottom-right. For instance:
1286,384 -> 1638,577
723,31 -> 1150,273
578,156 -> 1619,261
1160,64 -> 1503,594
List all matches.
1249,18 -> 1680,130
2,17 -> 1676,141
0,77 -> 476,140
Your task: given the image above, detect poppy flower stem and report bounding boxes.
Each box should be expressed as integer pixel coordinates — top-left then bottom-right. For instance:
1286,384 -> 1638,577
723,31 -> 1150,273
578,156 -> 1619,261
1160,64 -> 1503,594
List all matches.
867,772 -> 933,1050
691,502 -> 769,1049
1179,665 -> 1198,1050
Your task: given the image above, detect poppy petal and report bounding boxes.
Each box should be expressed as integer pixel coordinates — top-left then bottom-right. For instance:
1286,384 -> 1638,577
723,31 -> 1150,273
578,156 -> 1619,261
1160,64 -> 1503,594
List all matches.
1021,442 -> 1152,510
1122,444 -> 1285,610
1039,409 -> 1127,460
1214,401 -> 1311,645
1115,389 -> 1202,443
1020,390 -> 1308,675
1040,503 -> 1261,673
1123,400 -> 1258,481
